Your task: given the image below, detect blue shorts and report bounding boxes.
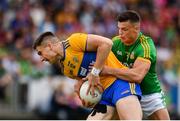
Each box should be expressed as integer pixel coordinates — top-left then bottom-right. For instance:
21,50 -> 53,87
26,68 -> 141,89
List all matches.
99,79 -> 142,107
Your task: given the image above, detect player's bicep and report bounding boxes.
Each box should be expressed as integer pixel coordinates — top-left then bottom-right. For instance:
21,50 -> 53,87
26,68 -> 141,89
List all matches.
86,34 -> 112,51
133,57 -> 151,76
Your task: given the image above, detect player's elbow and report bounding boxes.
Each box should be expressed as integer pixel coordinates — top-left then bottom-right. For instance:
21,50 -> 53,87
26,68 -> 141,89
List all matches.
105,39 -> 113,48
101,40 -> 112,52
134,69 -> 149,83
132,75 -> 144,84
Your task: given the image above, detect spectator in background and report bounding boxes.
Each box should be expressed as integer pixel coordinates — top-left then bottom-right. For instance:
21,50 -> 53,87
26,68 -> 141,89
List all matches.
0,60 -> 12,101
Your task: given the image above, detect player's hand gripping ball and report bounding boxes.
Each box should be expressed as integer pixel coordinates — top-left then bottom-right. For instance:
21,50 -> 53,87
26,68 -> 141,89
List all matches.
80,81 -> 102,105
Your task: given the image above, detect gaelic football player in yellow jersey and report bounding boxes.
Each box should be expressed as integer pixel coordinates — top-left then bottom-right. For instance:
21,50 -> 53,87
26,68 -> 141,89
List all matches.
33,32 -> 142,120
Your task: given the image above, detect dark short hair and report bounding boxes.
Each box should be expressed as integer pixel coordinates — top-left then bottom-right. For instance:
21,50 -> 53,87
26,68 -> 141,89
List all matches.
33,31 -> 55,50
117,10 -> 141,23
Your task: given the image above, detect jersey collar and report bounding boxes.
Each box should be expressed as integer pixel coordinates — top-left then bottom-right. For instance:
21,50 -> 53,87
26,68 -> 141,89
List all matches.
137,32 -> 142,41
60,41 -> 65,61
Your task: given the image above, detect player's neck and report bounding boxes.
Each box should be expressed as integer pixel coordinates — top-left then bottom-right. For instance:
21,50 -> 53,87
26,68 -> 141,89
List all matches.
53,42 -> 64,60
124,39 -> 136,46
58,42 -> 64,60
124,35 -> 139,46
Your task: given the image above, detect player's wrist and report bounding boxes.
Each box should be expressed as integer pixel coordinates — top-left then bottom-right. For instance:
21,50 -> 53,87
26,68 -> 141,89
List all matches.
91,67 -> 101,76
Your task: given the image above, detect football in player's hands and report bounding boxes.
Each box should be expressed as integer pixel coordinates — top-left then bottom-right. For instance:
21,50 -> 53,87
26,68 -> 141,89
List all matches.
79,81 -> 102,107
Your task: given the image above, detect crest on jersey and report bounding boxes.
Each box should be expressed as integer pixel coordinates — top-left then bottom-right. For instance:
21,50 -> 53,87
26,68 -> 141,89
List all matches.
130,52 -> 134,60
73,56 -> 79,63
117,50 -> 122,56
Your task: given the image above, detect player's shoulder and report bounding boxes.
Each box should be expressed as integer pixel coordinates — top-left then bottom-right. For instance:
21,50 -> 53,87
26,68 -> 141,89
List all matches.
139,33 -> 157,54
139,33 -> 156,50
69,33 -> 87,39
67,33 -> 88,44
112,35 -> 121,41
112,35 -> 122,45
66,33 -> 87,51
140,33 -> 154,44
112,36 -> 124,50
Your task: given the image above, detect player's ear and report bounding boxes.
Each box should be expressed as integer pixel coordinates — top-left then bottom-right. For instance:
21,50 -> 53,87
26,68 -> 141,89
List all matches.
134,23 -> 140,30
135,25 -> 140,30
47,42 -> 52,49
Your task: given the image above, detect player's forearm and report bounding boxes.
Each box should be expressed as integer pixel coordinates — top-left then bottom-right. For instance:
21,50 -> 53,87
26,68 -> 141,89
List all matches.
86,34 -> 112,73
105,67 -> 143,83
93,41 -> 112,70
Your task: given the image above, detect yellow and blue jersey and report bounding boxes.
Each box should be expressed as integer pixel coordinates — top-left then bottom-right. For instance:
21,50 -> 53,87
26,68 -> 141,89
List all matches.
61,33 -> 126,89
61,33 -> 142,106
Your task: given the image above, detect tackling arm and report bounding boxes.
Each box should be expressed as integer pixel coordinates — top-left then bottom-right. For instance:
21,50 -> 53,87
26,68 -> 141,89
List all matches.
102,58 -> 151,83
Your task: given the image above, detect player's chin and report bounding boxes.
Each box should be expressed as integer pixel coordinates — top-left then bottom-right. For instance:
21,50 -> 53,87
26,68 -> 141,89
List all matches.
49,59 -> 56,64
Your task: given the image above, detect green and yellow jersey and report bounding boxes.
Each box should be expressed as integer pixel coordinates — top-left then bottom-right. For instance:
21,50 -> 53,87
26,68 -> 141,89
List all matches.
112,32 -> 161,95
61,33 -> 126,89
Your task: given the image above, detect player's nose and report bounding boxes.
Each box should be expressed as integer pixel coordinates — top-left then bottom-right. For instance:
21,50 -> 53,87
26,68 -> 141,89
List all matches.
119,30 -> 123,36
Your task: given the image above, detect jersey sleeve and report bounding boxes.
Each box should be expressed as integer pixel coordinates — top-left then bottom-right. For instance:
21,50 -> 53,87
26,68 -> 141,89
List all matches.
67,33 -> 88,51
137,36 -> 156,63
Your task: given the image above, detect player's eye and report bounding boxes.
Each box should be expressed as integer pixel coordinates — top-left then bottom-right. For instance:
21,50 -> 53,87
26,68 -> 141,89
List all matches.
37,51 -> 42,55
122,28 -> 128,31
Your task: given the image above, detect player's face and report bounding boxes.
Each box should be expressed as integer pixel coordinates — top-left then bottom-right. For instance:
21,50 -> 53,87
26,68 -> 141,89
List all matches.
118,21 -> 139,45
36,44 -> 58,64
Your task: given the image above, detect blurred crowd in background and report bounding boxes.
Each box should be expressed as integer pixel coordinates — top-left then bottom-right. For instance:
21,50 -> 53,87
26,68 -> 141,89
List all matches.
0,0 -> 179,119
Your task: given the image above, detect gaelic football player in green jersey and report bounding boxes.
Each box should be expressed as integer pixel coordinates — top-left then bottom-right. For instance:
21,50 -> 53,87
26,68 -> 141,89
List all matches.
101,10 -> 170,120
